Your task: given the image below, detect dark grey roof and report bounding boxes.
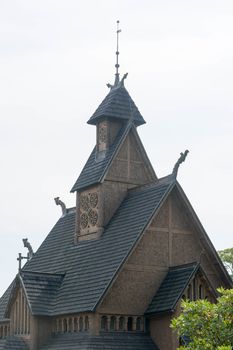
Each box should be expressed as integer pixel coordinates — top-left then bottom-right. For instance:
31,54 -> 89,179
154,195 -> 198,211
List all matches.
20,271 -> 64,316
40,331 -> 159,350
0,282 -> 14,321
146,263 -> 198,315
71,122 -> 131,192
87,85 -> 146,126
21,180 -> 173,316
0,336 -> 28,350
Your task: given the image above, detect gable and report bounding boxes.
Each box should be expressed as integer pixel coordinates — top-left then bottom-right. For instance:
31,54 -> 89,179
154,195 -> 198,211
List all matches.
146,263 -> 198,315
71,123 -> 157,192
98,182 -> 232,316
146,263 -> 217,315
172,184 -> 232,288
105,127 -> 156,185
0,282 -> 14,322
5,279 -> 31,337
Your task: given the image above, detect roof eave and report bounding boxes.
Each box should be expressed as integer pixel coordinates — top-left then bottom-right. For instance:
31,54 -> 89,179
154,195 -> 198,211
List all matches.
87,114 -> 146,126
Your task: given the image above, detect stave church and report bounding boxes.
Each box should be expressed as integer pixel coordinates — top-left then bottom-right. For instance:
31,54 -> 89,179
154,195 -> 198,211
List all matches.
0,26 -> 232,350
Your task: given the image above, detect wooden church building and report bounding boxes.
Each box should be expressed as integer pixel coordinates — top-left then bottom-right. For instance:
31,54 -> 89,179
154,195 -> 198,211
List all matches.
0,39 -> 232,350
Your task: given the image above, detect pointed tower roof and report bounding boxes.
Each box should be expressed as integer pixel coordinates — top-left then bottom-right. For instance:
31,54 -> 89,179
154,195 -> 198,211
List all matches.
87,82 -> 146,126
87,21 -> 145,126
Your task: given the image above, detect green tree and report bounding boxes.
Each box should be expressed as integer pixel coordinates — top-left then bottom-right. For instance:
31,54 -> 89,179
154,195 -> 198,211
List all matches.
218,248 -> 233,278
171,288 -> 233,350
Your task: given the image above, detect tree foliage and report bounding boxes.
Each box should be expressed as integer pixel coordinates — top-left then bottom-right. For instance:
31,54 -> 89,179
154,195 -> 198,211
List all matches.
171,288 -> 233,350
218,248 -> 233,278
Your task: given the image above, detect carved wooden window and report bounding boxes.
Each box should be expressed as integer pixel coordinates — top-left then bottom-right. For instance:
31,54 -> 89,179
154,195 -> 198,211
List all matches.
98,121 -> 108,151
80,192 -> 99,230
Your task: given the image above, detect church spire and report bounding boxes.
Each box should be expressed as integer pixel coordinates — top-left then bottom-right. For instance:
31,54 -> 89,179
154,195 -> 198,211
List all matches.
87,21 -> 145,127
114,20 -> 121,86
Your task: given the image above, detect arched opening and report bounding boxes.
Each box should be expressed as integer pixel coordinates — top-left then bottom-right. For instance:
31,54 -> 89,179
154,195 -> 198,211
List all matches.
110,316 -> 116,331
192,279 -> 196,300
68,318 -> 72,332
101,316 -> 108,330
145,318 -> 150,333
79,317 -> 83,331
85,316 -> 89,331
187,284 -> 192,300
136,317 -> 141,331
119,317 -> 125,331
199,284 -> 203,299
63,319 -> 68,333
58,319 -> 62,333
74,317 -> 78,332
127,317 -> 133,331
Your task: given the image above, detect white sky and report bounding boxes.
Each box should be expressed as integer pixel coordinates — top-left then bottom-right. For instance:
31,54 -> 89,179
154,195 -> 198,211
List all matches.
0,0 -> 233,296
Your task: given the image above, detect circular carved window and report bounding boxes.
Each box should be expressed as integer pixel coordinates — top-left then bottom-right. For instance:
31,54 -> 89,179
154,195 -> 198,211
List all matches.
80,213 -> 88,229
88,209 -> 98,226
90,193 -> 98,208
80,195 -> 89,211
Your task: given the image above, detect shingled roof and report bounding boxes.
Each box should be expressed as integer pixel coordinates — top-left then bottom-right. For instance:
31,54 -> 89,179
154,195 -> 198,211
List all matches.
146,263 -> 198,315
87,85 -> 146,126
40,331 -> 159,350
71,121 -> 156,192
15,180 -> 174,316
0,336 -> 28,350
19,271 -> 64,316
0,282 -> 14,321
71,122 -> 131,192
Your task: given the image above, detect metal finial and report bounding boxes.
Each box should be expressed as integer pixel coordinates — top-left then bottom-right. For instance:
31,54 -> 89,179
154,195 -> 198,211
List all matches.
114,20 -> 121,86
172,150 -> 189,178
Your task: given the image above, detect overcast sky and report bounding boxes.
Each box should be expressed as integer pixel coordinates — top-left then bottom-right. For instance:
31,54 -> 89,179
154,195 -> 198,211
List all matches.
0,0 -> 232,296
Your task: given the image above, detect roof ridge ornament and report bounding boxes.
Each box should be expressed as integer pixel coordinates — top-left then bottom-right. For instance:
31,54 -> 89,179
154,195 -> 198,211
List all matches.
17,238 -> 34,271
54,197 -> 67,216
23,238 -> 34,259
172,150 -> 189,179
